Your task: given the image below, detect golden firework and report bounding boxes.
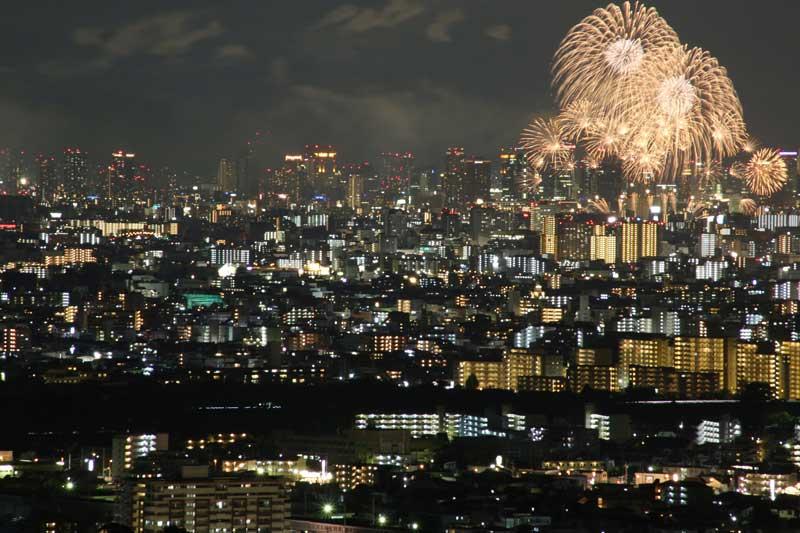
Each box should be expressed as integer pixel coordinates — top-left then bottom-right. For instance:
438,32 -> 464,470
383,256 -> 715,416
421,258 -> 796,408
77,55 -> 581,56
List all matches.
739,198 -> 758,215
552,1 -> 679,111
521,117 -> 572,170
742,135 -> 759,154
558,99 -> 598,141
620,132 -> 666,183
637,46 -> 745,176
743,148 -> 788,196
728,161 -> 746,179
587,197 -> 612,214
695,159 -> 722,187
685,197 -> 708,217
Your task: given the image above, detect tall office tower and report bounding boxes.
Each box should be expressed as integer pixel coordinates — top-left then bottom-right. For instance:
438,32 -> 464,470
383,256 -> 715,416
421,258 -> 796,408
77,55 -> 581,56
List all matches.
133,161 -> 152,203
272,154 -> 305,203
2,149 -> 26,195
236,151 -> 251,196
463,157 -> 492,204
469,205 -> 495,244
348,173 -> 363,210
379,151 -> 414,201
777,149 -> 799,198
152,165 -> 178,205
36,153 -> 58,205
0,149 -> 8,193
304,144 -> 337,199
216,158 -> 236,193
63,148 -> 88,201
107,150 -> 137,202
498,147 -> 528,200
443,147 -> 465,208
540,214 -> 558,257
620,219 -> 660,263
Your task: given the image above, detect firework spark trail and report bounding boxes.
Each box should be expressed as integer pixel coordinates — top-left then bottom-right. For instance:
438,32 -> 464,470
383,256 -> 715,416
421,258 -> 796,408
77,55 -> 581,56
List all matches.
587,197 -> 612,214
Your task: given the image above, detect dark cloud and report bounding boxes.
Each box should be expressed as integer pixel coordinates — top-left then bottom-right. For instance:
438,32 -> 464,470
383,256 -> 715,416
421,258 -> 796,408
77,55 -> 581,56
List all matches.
426,8 -> 465,43
73,10 -> 224,65
215,44 -> 255,62
485,24 -> 512,41
315,0 -> 425,33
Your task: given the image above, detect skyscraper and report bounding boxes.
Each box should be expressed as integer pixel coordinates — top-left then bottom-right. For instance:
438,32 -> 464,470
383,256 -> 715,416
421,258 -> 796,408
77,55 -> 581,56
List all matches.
2,149 -> 26,195
273,154 -> 305,203
348,173 -> 363,211
443,147 -> 465,208
379,151 -> 414,202
217,158 -> 236,193
498,147 -> 529,200
36,153 -> 58,205
304,144 -> 337,199
63,147 -> 88,201
463,157 -> 491,204
108,150 -> 137,202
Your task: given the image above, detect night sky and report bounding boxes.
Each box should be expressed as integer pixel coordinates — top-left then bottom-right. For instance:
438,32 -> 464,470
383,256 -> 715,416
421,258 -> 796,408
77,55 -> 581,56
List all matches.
1,0 -> 798,176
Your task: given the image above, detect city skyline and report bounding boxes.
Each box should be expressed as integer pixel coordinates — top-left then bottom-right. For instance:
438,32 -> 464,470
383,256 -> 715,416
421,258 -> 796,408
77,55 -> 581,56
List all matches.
1,1 -> 799,175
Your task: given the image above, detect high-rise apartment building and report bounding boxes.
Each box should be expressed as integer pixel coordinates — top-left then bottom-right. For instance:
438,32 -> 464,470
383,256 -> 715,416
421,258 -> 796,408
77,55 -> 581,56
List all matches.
673,337 -> 737,392
620,219 -> 660,263
590,224 -> 617,264
120,466 -> 289,532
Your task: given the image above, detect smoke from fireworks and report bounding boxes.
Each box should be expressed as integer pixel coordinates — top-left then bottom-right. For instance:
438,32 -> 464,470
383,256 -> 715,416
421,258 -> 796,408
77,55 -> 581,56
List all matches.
743,148 -> 788,197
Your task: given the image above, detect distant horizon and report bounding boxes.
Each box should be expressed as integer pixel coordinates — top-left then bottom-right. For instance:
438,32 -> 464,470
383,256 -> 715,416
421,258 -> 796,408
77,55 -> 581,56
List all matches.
0,1 -> 798,176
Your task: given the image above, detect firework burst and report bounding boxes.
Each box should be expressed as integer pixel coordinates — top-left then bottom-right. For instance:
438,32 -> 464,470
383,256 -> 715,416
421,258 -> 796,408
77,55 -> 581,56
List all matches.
552,1 -> 679,111
637,46 -> 745,176
743,148 -> 788,197
558,99 -> 599,140
739,198 -> 758,215
521,117 -> 572,170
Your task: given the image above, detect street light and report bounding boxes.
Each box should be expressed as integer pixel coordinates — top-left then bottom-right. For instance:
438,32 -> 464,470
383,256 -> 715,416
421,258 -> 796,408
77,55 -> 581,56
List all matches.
411,522 -> 419,530
64,480 -> 75,491
322,503 -> 334,516
378,515 -> 387,526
